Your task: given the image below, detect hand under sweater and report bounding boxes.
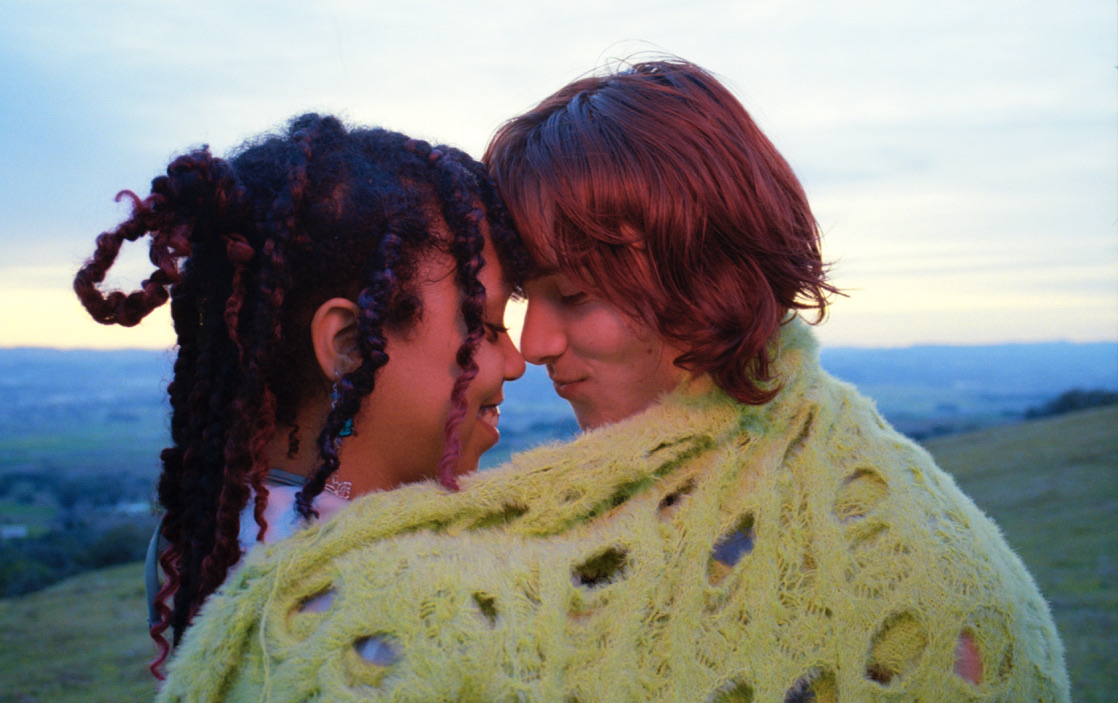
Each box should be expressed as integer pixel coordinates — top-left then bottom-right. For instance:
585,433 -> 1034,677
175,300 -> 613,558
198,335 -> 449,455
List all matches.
159,320 -> 1070,702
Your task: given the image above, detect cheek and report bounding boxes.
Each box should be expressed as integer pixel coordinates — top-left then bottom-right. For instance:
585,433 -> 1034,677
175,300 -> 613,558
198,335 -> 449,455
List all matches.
366,367 -> 447,448
597,337 -> 681,409
569,310 -> 650,364
370,339 -> 460,442
472,345 -> 505,388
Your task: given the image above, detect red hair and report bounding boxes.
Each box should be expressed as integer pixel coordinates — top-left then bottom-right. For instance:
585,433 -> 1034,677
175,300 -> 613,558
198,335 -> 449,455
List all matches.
485,58 -> 838,404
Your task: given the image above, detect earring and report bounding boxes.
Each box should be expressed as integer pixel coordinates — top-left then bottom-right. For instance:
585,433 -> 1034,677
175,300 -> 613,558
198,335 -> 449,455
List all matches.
324,473 -> 353,500
331,378 -> 355,437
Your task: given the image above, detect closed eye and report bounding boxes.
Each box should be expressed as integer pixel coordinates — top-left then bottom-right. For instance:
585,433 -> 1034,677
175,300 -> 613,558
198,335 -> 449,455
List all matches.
484,322 -> 509,343
559,291 -> 590,306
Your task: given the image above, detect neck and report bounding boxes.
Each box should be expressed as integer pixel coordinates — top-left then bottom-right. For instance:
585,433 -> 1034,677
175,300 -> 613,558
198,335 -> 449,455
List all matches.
263,400 -> 396,499
680,371 -> 716,398
264,402 -> 330,479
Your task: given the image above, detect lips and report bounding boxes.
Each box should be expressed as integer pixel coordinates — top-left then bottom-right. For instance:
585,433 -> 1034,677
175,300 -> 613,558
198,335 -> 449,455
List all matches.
477,403 -> 500,429
476,390 -> 504,441
550,375 -> 587,400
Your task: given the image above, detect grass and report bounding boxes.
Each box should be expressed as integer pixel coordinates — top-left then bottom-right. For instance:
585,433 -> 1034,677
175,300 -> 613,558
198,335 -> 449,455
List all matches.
0,406 -> 1112,701
0,563 -> 157,703
924,404 -> 1117,703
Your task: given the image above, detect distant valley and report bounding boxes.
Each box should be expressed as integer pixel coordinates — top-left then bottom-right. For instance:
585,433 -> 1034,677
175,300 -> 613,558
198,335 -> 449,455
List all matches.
0,339 -> 1115,609
1,340 -> 1115,477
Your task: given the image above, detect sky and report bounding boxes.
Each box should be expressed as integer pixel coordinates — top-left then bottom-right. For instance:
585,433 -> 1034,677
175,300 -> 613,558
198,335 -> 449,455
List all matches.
1,0 -> 1114,350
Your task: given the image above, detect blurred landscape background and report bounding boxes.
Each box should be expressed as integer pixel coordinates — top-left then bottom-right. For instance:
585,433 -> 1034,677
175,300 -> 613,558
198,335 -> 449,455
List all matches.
1,1 -> 1113,700
0,342 -> 1115,700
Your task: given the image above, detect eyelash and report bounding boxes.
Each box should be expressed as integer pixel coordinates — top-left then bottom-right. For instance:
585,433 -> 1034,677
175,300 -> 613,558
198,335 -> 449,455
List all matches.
484,322 -> 509,342
559,291 -> 589,306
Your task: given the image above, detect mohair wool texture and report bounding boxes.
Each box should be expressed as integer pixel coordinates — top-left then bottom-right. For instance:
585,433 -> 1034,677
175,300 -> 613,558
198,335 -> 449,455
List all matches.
158,320 -> 1070,702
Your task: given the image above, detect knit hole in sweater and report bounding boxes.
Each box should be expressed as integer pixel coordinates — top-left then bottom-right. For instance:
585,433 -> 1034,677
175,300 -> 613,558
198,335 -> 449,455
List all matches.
708,679 -> 754,702
472,591 -> 498,627
965,609 -> 1014,683
354,635 -> 399,667
781,409 -> 816,463
657,480 -> 695,521
834,468 -> 888,523
865,611 -> 928,686
470,502 -> 529,529
297,588 -> 336,614
572,547 -> 628,589
560,488 -> 583,505
784,668 -> 836,703
709,514 -> 755,585
954,630 -> 983,685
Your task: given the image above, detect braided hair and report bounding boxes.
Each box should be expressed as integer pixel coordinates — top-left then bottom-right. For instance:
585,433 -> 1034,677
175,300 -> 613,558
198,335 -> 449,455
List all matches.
73,114 -> 527,675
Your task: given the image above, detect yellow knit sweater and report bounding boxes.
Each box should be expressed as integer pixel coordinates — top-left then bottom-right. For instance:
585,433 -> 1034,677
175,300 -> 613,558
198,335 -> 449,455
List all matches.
159,321 -> 1069,702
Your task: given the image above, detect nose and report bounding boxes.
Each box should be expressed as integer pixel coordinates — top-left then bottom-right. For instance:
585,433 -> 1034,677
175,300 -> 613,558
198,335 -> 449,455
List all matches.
501,332 -> 526,381
519,298 -> 566,366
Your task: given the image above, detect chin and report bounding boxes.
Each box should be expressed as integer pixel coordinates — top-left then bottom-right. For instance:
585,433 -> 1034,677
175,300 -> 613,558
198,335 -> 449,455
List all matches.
463,442 -> 502,476
570,401 -> 610,431
574,411 -> 606,431
454,448 -> 486,477
454,459 -> 480,477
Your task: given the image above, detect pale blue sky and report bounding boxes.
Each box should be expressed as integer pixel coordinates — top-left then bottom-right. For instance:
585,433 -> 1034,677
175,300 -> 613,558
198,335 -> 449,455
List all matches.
1,0 -> 1114,348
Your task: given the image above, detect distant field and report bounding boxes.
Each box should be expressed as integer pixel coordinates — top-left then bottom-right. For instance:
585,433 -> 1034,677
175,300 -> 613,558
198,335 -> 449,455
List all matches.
0,406 -> 1113,701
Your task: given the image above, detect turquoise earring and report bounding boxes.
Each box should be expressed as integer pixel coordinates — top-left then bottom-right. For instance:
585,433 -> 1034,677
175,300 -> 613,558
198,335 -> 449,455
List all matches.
331,379 -> 355,437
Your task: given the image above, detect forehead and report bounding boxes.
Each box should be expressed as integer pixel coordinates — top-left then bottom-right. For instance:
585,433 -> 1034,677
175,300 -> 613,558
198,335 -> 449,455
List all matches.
413,236 -> 513,295
516,219 -> 561,276
480,238 -> 515,299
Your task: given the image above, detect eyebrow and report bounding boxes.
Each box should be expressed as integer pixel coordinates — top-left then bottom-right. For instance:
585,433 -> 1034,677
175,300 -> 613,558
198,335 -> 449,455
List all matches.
528,264 -> 562,279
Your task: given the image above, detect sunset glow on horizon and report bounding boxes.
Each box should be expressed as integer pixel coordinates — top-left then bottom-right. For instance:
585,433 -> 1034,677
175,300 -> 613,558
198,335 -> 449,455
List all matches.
1,1 -> 1114,351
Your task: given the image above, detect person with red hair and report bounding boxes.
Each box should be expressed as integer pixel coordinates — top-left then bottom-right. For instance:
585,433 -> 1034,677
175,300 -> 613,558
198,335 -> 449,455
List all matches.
486,58 -> 835,429
155,62 -> 1068,702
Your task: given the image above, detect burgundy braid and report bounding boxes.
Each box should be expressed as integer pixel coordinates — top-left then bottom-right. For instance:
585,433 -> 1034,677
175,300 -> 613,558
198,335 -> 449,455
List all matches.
168,153 -> 252,649
297,228 -> 402,517
146,542 -> 181,678
198,128 -> 313,594
149,288 -> 202,673
423,146 -> 489,489
221,232 -> 257,366
74,191 -> 179,326
72,148 -> 256,674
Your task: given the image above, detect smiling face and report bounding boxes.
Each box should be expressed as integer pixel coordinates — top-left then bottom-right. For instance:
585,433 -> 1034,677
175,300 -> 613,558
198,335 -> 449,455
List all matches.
339,239 -> 525,494
520,270 -> 688,430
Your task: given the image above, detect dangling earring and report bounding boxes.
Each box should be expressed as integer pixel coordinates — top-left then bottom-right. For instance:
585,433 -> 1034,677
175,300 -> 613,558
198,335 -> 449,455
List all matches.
325,375 -> 354,501
331,378 -> 355,437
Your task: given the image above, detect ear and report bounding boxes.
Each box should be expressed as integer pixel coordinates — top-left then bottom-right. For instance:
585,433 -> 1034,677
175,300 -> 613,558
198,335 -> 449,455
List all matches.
310,298 -> 362,381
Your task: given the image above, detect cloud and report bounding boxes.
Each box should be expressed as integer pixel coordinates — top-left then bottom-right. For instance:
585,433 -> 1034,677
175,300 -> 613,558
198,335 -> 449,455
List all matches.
0,0 -> 1113,348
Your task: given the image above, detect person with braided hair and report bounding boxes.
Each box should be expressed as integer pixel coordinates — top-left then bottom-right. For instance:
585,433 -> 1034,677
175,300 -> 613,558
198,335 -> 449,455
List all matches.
73,113 -> 526,678
154,63 -> 1068,701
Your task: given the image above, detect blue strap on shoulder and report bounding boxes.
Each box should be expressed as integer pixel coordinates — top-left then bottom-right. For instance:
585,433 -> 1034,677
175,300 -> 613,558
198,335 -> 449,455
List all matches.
144,470 -> 308,628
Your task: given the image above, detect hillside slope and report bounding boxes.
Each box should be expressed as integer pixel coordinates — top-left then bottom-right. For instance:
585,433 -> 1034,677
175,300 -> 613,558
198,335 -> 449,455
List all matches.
0,407 -> 1113,702
924,404 -> 1117,703
0,562 -> 156,702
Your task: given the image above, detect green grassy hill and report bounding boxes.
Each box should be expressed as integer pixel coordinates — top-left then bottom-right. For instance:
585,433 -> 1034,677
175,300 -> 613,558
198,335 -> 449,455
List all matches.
0,562 -> 156,702
923,404 -> 1117,702
1,406 -> 1114,702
